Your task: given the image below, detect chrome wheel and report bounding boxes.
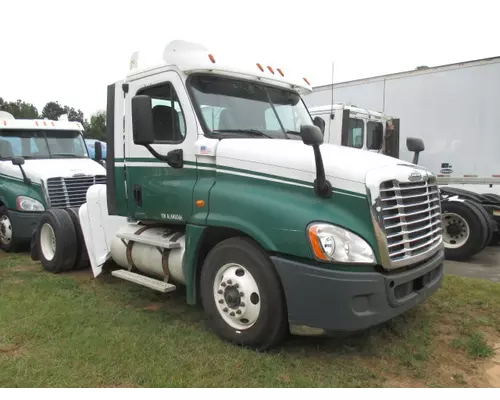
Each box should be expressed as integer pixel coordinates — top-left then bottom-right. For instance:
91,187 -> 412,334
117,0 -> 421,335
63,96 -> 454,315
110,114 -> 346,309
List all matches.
40,223 -> 56,261
0,214 -> 12,246
442,212 -> 470,249
213,263 -> 261,330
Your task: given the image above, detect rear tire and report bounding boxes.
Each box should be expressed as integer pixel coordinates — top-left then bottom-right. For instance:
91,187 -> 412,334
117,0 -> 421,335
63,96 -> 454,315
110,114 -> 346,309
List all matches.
441,200 -> 487,261
36,209 -> 77,273
200,237 -> 288,350
467,201 -> 495,248
0,206 -> 23,252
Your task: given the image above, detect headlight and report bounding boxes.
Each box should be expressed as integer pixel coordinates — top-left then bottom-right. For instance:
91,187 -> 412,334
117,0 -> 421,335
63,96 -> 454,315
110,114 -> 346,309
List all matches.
307,223 -> 376,264
16,196 -> 45,212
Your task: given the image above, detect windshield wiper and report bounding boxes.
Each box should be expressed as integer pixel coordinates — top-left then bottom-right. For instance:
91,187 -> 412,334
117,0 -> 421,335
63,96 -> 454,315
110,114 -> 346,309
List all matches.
213,129 -> 273,138
284,130 -> 301,137
51,153 -> 81,158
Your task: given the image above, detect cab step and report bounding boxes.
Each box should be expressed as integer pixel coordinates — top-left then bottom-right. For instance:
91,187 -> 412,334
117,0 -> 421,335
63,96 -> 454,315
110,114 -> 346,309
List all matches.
116,232 -> 181,249
111,269 -> 176,293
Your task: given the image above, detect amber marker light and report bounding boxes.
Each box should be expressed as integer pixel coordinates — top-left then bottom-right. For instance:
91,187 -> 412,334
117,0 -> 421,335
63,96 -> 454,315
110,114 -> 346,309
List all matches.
308,225 -> 328,261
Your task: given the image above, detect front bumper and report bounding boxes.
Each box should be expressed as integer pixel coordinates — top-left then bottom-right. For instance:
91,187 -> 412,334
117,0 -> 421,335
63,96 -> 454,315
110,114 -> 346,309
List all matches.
8,209 -> 42,241
271,249 -> 444,335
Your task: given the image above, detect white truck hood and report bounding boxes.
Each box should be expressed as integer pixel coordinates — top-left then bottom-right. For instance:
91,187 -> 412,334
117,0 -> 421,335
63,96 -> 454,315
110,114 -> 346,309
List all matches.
21,158 -> 106,182
215,139 -> 415,195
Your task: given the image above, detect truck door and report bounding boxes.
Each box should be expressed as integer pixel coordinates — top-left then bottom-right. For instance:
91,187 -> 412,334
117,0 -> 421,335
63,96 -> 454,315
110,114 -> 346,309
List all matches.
123,70 -> 198,223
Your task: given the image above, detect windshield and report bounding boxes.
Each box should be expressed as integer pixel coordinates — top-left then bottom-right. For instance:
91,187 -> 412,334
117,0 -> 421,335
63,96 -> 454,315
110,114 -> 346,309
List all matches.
189,74 -> 313,139
0,129 -> 89,160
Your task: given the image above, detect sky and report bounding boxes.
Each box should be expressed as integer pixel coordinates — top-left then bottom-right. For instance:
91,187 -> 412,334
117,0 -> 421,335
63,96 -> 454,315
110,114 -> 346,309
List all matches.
1,0 -> 499,119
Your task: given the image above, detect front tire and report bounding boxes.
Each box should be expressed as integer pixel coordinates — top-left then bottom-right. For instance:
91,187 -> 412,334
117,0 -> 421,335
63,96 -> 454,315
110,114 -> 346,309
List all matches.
36,209 -> 77,273
200,237 -> 288,350
0,206 -> 22,252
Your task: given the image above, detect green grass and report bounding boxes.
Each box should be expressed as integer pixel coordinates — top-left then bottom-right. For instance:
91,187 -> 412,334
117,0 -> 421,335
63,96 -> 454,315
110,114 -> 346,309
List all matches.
1,251 -> 499,388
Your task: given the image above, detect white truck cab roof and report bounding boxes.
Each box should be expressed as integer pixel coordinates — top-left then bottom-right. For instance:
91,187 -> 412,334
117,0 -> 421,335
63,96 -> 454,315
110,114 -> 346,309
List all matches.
125,40 -> 314,95
308,103 -> 386,120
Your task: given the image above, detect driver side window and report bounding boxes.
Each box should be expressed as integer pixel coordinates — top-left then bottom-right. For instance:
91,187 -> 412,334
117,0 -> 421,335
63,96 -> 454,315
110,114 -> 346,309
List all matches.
138,83 -> 187,143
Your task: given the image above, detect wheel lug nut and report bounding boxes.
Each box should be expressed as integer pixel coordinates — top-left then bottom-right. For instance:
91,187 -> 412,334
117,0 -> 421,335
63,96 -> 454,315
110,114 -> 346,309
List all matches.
221,282 -> 226,287
240,292 -> 244,297
227,279 -> 232,285
234,283 -> 239,288
218,290 -> 223,294
236,310 -> 242,315
230,312 -> 235,316
223,308 -> 228,312
240,302 -> 245,307
218,299 -> 224,304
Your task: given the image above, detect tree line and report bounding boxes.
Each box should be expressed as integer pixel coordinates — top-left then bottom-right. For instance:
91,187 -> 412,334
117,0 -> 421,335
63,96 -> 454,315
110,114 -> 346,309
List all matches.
0,97 -> 106,141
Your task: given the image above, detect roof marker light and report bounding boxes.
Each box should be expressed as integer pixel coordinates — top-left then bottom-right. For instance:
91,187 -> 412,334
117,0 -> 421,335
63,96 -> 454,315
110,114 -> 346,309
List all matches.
277,68 -> 284,77
303,77 -> 311,85
3,121 -> 6,126
256,63 -> 264,72
35,121 -> 39,126
208,54 -> 216,63
43,121 -> 47,126
51,122 -> 55,126
267,66 -> 275,74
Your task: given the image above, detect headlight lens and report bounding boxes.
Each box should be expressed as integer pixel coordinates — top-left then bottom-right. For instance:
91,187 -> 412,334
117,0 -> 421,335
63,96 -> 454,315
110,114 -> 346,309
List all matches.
307,223 -> 376,264
16,196 -> 45,212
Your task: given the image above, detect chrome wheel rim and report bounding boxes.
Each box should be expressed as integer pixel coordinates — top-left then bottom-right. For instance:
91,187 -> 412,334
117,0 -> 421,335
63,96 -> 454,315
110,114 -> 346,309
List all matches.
213,263 -> 261,331
442,212 -> 470,249
0,215 -> 13,245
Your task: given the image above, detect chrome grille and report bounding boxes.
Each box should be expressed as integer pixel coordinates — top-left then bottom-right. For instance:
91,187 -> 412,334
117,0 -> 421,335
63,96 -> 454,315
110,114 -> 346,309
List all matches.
47,175 -> 106,208
379,178 -> 442,265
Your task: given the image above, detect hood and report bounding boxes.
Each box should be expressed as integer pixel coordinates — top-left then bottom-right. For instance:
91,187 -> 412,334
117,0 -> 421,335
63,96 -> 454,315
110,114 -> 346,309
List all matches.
215,139 -> 416,195
19,158 -> 106,182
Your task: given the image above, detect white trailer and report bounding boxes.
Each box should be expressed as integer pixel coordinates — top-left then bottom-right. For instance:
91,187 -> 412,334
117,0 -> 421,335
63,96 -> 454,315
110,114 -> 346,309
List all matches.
303,56 -> 500,195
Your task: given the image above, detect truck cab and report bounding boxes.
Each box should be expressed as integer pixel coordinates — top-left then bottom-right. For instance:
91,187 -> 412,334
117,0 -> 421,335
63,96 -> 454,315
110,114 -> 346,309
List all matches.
308,104 -> 401,159
33,40 -> 445,350
0,112 -> 106,251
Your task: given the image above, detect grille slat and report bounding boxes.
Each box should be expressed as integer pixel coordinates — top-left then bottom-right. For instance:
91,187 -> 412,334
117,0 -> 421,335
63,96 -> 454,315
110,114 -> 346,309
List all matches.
379,178 -> 442,264
47,175 -> 106,209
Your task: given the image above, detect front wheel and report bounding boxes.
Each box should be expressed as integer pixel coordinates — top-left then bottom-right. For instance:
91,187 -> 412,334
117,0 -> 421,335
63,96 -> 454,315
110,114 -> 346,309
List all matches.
0,206 -> 22,252
200,237 -> 288,350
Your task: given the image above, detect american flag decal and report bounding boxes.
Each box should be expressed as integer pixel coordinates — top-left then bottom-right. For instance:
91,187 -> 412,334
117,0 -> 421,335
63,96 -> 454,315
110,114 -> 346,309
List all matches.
200,145 -> 210,154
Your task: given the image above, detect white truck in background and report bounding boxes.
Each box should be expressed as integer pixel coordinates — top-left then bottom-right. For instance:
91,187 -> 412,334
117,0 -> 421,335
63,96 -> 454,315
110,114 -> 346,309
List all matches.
303,55 -> 500,195
0,111 -> 106,254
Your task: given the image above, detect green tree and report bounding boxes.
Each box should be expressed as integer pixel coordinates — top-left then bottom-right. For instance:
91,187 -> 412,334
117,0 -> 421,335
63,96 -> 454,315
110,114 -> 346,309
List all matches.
0,98 -> 39,119
85,110 -> 106,141
41,101 -> 86,126
41,101 -> 65,120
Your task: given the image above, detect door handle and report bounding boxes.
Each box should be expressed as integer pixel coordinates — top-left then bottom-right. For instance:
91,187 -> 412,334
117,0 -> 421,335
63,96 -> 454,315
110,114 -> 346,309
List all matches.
133,184 -> 142,207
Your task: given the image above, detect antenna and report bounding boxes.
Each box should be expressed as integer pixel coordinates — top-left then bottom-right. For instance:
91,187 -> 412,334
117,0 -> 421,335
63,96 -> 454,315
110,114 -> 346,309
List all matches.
329,61 -> 334,118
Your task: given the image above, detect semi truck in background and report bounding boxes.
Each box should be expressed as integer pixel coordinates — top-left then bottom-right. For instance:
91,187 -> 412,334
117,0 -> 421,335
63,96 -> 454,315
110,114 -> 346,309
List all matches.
304,57 -> 500,260
30,40 -> 444,350
0,111 -> 106,253
303,55 -> 500,194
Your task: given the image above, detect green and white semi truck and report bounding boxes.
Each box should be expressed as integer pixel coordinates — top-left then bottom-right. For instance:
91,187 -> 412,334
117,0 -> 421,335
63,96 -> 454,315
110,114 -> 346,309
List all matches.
31,40 -> 445,349
0,111 -> 106,252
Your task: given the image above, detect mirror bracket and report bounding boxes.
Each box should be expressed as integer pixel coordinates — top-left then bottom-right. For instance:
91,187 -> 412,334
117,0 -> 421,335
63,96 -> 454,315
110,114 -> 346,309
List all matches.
145,145 -> 183,169
11,157 -> 31,185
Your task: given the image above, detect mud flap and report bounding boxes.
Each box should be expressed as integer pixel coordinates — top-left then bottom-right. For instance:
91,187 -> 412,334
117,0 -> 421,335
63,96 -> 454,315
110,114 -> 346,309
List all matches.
30,230 -> 39,261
